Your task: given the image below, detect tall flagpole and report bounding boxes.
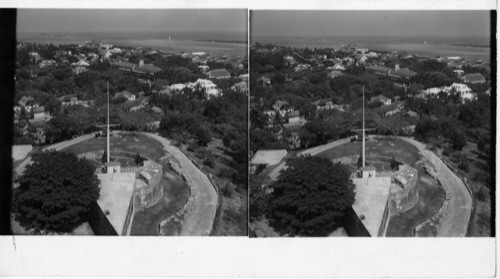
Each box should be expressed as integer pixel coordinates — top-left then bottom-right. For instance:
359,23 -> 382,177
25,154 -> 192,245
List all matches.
362,85 -> 365,168
107,82 -> 110,164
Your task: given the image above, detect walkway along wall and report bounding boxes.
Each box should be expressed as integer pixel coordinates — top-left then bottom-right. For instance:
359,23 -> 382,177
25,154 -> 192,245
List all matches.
87,202 -> 118,236
122,195 -> 135,235
341,207 -> 371,237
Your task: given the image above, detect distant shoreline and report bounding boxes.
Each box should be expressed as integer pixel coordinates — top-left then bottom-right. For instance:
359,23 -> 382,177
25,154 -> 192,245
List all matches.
17,32 -> 247,45
252,40 -> 491,60
17,36 -> 248,58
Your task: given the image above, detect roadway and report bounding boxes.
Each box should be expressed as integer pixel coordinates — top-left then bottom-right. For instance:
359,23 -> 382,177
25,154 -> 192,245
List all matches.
399,137 -> 472,237
144,133 -> 218,236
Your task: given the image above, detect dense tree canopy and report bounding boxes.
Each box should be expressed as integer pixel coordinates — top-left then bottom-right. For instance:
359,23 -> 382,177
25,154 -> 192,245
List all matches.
12,150 -> 100,234
267,155 -> 355,236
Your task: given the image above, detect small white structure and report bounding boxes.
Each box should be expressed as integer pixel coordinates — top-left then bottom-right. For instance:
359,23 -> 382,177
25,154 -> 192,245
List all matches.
287,110 -> 300,124
72,60 -> 90,67
272,100 -> 289,111
170,83 -> 187,91
332,64 -> 346,71
115,91 -> 136,101
72,66 -> 89,75
194,78 -> 217,91
192,52 -> 207,56
239,73 -> 249,81
198,65 -> 210,73
38,60 -> 56,68
105,161 -> 121,174
447,83 -> 475,101
370,95 -> 392,106
99,50 -> 112,60
231,81 -> 248,93
426,87 -> 440,95
110,48 -> 123,54
32,106 -> 46,119
359,166 -> 377,178
453,69 -> 465,77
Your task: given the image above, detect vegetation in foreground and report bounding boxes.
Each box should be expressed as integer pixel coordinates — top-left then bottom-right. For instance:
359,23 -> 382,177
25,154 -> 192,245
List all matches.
253,155 -> 355,236
12,150 -> 100,234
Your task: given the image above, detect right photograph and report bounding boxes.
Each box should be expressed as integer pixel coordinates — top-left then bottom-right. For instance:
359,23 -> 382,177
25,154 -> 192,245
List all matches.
249,10 -> 494,237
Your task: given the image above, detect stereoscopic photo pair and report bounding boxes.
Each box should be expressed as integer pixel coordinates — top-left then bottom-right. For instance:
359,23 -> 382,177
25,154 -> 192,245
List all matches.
4,9 -> 494,238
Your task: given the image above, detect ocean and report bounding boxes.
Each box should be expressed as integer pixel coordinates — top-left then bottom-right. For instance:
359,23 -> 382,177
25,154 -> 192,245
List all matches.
17,31 -> 248,58
251,35 -> 490,47
251,35 -> 491,60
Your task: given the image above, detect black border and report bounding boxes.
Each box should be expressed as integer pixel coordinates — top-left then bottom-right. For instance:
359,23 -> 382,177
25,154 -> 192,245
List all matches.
0,9 -> 16,235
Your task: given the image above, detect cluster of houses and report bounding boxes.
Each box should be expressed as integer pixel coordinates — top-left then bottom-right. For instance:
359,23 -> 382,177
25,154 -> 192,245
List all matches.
415,82 -> 477,102
263,100 -> 302,125
27,42 -> 118,75
14,96 -> 50,121
157,71 -> 248,97
260,99 -> 307,148
13,96 -> 52,144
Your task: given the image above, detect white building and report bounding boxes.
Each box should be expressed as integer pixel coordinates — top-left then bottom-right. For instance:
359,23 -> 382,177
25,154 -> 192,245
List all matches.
287,111 -> 300,124
192,52 -> 207,56
449,83 -> 472,94
198,65 -> 210,73
72,59 -> 90,67
239,73 -> 249,81
170,83 -> 187,91
32,106 -> 46,120
194,78 -> 217,91
425,87 -> 443,96
38,60 -> 56,68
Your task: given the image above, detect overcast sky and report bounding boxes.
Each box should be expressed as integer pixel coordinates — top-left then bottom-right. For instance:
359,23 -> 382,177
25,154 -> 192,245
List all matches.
17,9 -> 247,33
251,10 -> 491,37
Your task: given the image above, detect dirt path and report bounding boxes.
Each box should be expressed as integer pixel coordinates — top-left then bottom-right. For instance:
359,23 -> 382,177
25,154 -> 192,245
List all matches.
14,134 -> 96,177
268,138 -> 351,181
144,133 -> 218,236
398,137 -> 472,236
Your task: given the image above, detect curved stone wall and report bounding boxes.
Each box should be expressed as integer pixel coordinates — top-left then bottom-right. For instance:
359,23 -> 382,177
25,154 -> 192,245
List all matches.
133,161 -> 164,212
388,165 -> 419,216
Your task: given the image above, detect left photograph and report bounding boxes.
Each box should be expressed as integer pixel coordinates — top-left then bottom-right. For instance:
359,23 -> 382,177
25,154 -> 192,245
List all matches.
11,9 -> 249,236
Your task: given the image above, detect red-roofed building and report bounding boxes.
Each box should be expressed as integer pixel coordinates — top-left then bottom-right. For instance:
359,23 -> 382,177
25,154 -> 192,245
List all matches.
111,60 -> 161,76
461,73 -> 486,84
367,64 -> 417,81
206,69 -> 231,79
